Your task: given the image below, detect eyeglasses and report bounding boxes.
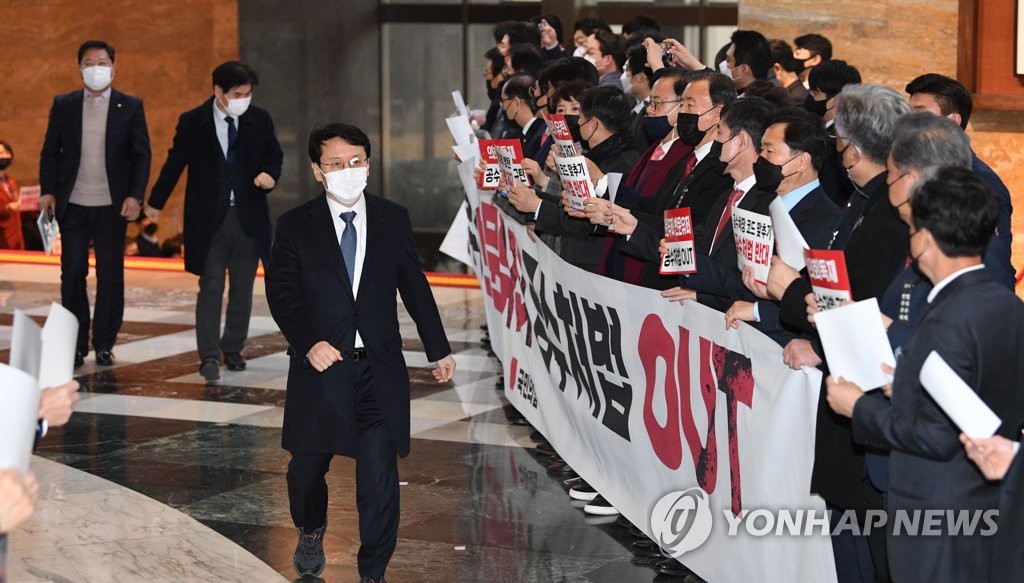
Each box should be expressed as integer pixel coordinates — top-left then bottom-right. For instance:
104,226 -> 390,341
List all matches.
887,170 -> 911,188
647,97 -> 682,111
319,156 -> 368,172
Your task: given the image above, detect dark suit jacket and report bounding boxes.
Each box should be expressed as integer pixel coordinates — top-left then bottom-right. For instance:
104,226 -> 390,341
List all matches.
682,186 -> 777,312
973,153 -> 1016,289
618,152 -> 732,290
148,98 -> 283,275
853,269 -> 1024,583
521,118 -> 547,161
534,131 -> 641,272
39,89 -> 152,220
265,193 -> 451,458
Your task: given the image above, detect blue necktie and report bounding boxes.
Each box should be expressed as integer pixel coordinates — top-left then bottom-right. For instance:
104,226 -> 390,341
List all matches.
339,211 -> 357,284
225,116 -> 238,165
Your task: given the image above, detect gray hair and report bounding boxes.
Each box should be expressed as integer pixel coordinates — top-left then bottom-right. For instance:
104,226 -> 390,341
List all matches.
834,83 -> 910,164
890,112 -> 972,173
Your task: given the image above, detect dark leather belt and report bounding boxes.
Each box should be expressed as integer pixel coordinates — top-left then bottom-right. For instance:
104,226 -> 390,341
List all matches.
347,347 -> 367,361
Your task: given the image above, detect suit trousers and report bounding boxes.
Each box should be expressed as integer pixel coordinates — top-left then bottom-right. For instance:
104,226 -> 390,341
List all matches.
59,203 -> 126,352
195,207 -> 259,359
286,358 -> 400,579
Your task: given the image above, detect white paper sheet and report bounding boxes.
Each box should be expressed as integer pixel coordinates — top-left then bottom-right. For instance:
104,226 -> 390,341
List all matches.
0,363 -> 42,474
445,115 -> 476,147
452,143 -> 479,163
39,302 -> 79,389
606,173 -> 623,204
451,90 -> 470,120
814,298 -> 896,389
457,158 -> 482,210
10,309 -> 42,379
769,198 -> 808,271
920,351 -> 1002,438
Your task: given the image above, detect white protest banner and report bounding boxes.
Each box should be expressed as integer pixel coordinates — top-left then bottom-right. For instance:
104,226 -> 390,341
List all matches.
466,199 -> 835,583
731,207 -> 774,283
555,155 -> 593,211
661,207 -> 696,275
10,309 -> 42,379
805,249 -> 852,311
769,198 -> 808,271
542,113 -> 580,158
477,139 -> 526,190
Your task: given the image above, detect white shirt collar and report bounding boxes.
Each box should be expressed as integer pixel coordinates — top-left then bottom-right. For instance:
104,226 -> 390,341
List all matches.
522,116 -> 538,135
324,189 -> 367,218
733,174 -> 757,194
927,264 -> 985,303
694,140 -> 713,164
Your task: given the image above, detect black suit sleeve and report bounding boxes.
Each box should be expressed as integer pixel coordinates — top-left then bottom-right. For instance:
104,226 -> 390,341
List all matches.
265,214 -> 319,357
127,99 -> 152,201
148,113 -> 191,210
394,207 -> 452,362
779,276 -> 816,334
39,96 -> 62,197
851,318 -> 964,462
619,221 -> 661,263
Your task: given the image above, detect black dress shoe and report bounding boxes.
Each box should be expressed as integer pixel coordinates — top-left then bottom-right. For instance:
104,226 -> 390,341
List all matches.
656,558 -> 694,578
535,442 -> 557,456
200,357 -> 221,381
631,539 -> 664,557
95,350 -> 115,366
546,461 -> 577,477
223,352 -> 246,371
74,351 -> 86,368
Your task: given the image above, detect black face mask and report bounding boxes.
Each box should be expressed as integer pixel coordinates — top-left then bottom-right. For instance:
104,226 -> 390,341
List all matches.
676,107 -> 718,147
753,155 -> 799,194
708,139 -> 723,160
644,115 -> 673,142
563,115 -> 584,145
675,113 -> 706,147
0,159 -> 10,171
804,94 -> 828,118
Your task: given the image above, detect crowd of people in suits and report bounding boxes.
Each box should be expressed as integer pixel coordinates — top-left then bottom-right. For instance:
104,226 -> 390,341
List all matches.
477,14 -> 1021,583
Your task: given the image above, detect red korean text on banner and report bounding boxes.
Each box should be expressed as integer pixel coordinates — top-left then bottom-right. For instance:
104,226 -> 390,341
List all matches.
804,249 -> 852,311
543,113 -> 580,158
477,139 -> 528,190
731,207 -> 773,284
660,207 -> 697,275
555,155 -> 594,211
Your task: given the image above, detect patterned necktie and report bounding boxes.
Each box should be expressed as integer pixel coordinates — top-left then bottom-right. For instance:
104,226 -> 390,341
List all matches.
711,188 -> 745,250
339,211 -> 357,284
225,116 -> 238,165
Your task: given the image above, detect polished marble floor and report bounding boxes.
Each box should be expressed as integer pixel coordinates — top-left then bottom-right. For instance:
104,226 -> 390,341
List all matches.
1,263 -> 671,583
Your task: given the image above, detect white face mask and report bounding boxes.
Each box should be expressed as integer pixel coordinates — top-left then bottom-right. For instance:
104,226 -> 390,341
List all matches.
620,71 -> 631,94
718,60 -> 734,80
583,54 -> 598,66
572,45 -> 587,58
225,96 -> 251,117
322,166 -> 368,205
82,66 -> 113,92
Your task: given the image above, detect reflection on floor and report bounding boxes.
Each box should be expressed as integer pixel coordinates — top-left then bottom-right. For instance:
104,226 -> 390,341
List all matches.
1,264 -> 666,582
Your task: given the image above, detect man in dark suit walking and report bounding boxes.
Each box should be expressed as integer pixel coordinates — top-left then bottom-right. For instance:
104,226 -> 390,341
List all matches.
146,61 -> 282,381
827,167 -> 1024,583
265,123 -> 456,582
39,39 -> 151,367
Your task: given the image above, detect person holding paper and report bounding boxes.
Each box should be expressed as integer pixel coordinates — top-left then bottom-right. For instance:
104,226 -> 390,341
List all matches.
826,167 -> 1024,583
511,86 -> 640,273
146,62 -> 283,381
38,40 -> 152,368
721,107 -> 840,347
0,141 -> 24,250
265,123 -> 455,581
